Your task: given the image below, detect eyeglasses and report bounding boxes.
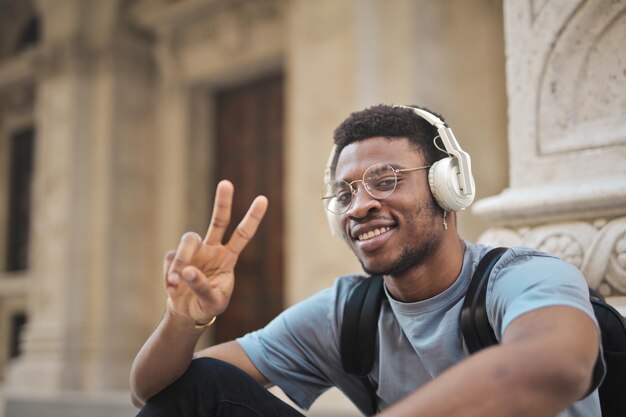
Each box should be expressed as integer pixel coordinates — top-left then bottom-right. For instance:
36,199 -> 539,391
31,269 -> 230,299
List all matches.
321,163 -> 431,214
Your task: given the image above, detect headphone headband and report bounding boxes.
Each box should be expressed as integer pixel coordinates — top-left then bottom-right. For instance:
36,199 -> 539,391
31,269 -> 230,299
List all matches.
392,105 -> 474,196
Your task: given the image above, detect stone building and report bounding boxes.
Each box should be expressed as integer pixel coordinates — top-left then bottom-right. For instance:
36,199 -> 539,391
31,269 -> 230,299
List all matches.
0,0 -> 623,416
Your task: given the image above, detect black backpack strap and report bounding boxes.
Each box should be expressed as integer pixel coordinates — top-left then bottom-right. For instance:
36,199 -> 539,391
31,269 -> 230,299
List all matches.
341,275 -> 385,375
588,287 -> 618,404
340,275 -> 385,414
461,247 -> 508,353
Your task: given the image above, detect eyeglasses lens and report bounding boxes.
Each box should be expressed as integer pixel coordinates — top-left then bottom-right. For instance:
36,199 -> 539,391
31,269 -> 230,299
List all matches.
322,164 -> 398,214
322,181 -> 352,214
364,164 -> 397,197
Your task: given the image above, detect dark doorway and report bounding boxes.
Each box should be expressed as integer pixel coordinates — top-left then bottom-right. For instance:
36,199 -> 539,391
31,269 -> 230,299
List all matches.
213,73 -> 284,342
5,127 -> 35,272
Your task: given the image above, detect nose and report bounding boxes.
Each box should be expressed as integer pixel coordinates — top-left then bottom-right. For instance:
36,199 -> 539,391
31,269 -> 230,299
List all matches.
345,181 -> 382,219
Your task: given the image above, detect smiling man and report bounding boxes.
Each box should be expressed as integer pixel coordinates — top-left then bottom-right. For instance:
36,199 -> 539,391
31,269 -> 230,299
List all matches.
130,105 -> 602,417
331,136 -> 458,301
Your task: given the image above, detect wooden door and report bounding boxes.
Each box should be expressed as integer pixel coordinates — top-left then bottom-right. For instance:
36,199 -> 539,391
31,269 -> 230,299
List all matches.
214,73 -> 284,343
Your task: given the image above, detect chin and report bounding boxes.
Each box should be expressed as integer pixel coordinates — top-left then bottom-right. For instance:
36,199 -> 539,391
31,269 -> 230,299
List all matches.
359,255 -> 412,276
359,242 -> 438,277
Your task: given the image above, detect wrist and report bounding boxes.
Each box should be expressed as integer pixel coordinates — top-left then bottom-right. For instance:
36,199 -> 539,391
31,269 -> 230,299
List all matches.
166,297 -> 217,329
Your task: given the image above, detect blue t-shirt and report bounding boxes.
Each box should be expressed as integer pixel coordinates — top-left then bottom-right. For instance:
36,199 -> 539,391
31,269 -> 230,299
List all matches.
237,242 -> 601,416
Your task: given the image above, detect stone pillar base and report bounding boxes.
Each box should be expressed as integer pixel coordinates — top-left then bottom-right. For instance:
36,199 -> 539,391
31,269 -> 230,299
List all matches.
4,392 -> 136,417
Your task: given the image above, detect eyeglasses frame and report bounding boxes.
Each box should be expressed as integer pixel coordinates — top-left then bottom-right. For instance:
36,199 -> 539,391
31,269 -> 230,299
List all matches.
321,163 -> 432,215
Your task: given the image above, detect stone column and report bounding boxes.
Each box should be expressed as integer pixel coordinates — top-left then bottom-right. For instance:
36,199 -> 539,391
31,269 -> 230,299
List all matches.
4,0 -> 158,413
286,0 -> 362,304
473,0 -> 626,310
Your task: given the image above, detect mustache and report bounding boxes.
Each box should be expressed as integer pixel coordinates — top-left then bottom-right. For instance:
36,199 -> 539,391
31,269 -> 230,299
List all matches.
349,214 -> 394,225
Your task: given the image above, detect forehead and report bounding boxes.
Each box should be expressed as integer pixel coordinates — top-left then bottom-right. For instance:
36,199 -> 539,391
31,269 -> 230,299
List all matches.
335,137 -> 424,179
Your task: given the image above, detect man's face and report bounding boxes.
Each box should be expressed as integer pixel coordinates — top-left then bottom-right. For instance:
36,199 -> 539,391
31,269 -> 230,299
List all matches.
334,137 -> 442,276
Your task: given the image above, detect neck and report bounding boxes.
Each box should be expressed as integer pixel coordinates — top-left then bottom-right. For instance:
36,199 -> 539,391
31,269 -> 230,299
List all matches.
384,236 -> 466,302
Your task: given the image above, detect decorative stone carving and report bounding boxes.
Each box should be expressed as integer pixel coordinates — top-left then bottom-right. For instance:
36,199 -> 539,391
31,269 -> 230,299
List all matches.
31,36 -> 96,79
537,0 -> 626,155
132,0 -> 284,51
478,216 -> 626,296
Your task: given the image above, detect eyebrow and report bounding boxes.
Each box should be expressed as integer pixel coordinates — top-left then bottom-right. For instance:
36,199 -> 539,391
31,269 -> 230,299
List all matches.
335,162 -> 407,182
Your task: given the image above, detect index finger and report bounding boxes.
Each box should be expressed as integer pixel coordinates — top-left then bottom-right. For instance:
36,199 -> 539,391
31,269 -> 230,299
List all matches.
225,195 -> 268,255
167,232 -> 202,285
204,180 -> 234,245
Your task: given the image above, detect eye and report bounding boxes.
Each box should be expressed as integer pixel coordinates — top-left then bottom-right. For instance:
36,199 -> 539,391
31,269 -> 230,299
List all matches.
371,175 -> 396,192
336,189 -> 352,204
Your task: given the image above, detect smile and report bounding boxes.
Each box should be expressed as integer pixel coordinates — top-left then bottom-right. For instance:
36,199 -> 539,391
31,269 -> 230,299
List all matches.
358,226 -> 392,241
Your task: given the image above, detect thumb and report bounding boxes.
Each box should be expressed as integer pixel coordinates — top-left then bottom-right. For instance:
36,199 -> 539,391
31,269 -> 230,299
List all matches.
181,265 -> 220,321
181,266 -> 210,300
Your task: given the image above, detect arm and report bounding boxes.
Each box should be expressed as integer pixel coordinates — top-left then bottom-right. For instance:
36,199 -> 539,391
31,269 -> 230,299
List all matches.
377,305 -> 599,417
130,314 -> 268,407
130,180 -> 269,407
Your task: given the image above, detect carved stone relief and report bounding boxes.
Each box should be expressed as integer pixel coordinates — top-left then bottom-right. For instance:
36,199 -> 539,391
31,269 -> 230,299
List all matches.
502,0 -> 626,188
157,0 -> 285,55
538,0 -> 626,154
478,216 -> 626,296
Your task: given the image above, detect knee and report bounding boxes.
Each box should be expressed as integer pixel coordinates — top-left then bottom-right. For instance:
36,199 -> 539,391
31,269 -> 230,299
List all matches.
139,359 -> 241,416
142,358 -> 278,417
147,358 -> 253,402
185,357 -> 261,389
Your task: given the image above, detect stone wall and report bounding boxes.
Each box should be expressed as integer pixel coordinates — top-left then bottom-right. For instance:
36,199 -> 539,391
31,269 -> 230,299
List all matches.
473,0 -> 626,310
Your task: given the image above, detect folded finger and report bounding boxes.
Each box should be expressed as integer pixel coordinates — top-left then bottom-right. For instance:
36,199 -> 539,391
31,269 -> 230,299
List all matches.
204,180 -> 234,245
163,250 -> 176,286
226,195 -> 268,255
181,265 -> 222,320
168,232 -> 202,285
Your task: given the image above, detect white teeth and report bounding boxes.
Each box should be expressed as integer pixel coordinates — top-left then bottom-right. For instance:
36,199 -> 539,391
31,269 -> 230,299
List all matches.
358,227 -> 391,241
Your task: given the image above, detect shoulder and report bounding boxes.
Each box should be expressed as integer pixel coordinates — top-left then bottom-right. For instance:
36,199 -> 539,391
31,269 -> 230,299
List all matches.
491,247 -> 584,285
253,274 -> 369,335
484,245 -> 588,301
464,242 -> 581,282
237,273 -> 373,377
481,246 -> 593,336
329,274 -> 372,322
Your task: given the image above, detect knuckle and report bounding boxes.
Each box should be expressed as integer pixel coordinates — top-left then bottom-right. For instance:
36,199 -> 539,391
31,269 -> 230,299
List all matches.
235,225 -> 251,240
171,258 -> 186,269
211,217 -> 229,229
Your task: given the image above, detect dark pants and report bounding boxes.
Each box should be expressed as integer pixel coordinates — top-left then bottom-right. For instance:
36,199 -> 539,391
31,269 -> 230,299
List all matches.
136,357 -> 305,417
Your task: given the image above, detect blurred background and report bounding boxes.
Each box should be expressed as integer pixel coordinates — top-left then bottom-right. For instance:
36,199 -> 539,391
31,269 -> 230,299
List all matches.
0,0 -> 623,416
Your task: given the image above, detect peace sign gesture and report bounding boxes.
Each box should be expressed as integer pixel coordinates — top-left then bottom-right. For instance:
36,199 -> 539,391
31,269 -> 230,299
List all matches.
164,180 -> 268,326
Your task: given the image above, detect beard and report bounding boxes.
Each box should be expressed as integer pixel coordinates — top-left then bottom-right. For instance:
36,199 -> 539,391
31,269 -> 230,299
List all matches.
358,198 -> 443,277
359,234 -> 440,276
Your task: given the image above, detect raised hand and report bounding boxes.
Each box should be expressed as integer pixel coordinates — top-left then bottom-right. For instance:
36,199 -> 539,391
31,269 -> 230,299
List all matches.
164,180 -> 268,325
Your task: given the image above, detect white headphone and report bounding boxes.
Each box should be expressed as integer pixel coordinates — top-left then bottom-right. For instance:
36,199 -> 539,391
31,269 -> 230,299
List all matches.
324,105 -> 475,237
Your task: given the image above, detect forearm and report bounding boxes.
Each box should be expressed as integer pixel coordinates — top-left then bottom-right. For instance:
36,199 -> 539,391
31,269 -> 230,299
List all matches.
381,346 -> 588,417
130,182 -> 268,407
130,308 -> 205,406
378,307 -> 597,417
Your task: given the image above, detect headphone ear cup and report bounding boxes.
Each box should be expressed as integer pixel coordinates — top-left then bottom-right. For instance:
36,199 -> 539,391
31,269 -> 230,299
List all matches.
326,210 -> 344,239
428,158 -> 475,212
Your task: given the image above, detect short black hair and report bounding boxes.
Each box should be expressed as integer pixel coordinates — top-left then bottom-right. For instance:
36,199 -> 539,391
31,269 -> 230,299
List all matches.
331,104 -> 448,175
